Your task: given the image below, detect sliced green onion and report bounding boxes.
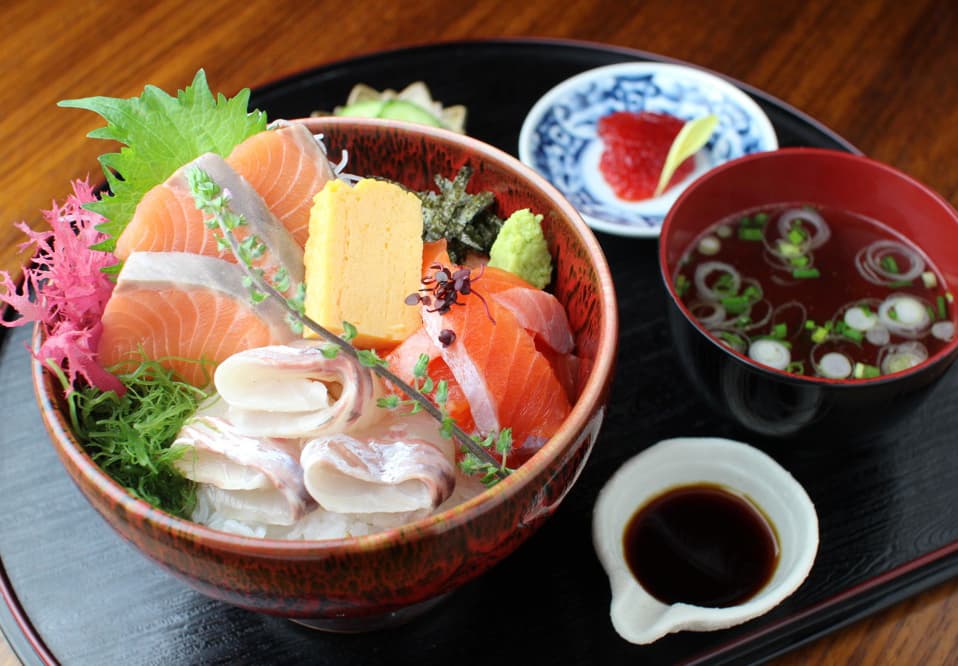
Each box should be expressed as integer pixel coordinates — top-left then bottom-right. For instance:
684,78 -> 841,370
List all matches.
888,279 -> 914,288
716,224 -> 733,239
853,362 -> 881,379
698,235 -> 721,255
785,361 -> 805,374
880,255 -> 900,274
792,267 -> 821,279
713,272 -> 736,295
841,326 -> 863,343
787,227 -> 806,245
938,295 -> 947,319
716,331 -> 747,352
771,322 -> 787,339
754,212 -> 769,225
748,338 -> 791,370
721,295 -> 751,315
811,326 -> 829,344
805,319 -> 817,330
777,240 -> 802,257
922,271 -> 938,288
790,255 -> 810,268
742,284 -> 762,301
739,227 -> 763,241
818,352 -> 853,379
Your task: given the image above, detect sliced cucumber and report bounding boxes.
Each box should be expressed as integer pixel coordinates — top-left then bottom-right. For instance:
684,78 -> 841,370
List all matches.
336,99 -> 444,127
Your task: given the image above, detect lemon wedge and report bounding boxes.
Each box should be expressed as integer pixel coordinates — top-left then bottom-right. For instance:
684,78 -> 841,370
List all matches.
653,114 -> 718,197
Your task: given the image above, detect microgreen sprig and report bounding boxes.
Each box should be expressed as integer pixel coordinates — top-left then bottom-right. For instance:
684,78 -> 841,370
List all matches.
187,167 -> 508,483
461,429 -> 514,486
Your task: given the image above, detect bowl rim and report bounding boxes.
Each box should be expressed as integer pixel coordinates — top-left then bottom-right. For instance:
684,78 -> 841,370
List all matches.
658,146 -> 958,387
35,116 -> 620,556
517,60 -> 779,238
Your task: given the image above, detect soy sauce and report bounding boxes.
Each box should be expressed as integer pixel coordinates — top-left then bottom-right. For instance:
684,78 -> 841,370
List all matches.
623,484 -> 779,607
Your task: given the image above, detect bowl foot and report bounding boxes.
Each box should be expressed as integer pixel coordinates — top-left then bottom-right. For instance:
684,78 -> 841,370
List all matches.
289,592 -> 452,633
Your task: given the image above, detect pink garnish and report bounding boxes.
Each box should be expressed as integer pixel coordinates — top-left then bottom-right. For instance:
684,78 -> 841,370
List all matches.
0,179 -> 123,394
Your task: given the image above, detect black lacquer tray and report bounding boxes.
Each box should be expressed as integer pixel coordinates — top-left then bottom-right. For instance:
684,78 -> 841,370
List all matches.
2,38 -> 956,666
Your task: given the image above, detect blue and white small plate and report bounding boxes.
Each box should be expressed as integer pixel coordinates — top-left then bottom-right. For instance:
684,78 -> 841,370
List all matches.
519,62 -> 778,238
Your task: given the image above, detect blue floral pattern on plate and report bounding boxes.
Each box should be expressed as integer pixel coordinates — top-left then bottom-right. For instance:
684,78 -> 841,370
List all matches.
519,63 -> 778,237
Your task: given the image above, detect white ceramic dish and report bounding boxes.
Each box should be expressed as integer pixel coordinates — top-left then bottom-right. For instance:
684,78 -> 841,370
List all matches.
519,62 -> 778,238
592,437 -> 818,644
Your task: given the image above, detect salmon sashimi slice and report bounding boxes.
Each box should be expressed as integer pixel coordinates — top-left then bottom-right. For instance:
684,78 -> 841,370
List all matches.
385,328 -> 477,435
114,153 -> 304,288
421,288 -> 571,464
420,243 -> 573,352
98,252 -> 297,386
226,123 -> 336,248
393,242 -> 575,459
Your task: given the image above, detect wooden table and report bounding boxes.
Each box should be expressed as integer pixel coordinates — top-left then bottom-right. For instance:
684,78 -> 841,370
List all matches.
1,0 -> 956,663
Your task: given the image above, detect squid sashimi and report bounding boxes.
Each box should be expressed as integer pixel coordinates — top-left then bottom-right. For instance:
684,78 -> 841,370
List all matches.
213,343 -> 386,438
301,412 -> 456,515
226,123 -> 336,248
115,152 -> 305,288
97,252 -> 296,385
173,414 -> 315,525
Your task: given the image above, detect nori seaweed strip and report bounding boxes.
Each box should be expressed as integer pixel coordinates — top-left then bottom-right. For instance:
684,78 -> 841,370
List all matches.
418,166 -> 503,263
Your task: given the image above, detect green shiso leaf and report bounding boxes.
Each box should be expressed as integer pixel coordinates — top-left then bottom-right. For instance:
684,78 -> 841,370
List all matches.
58,69 -> 267,252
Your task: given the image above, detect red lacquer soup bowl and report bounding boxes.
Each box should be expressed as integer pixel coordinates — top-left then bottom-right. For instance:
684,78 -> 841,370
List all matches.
33,117 -> 618,628
660,148 -> 958,437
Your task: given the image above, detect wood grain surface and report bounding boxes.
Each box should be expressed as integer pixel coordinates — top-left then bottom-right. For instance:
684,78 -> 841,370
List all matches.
1,0 -> 957,664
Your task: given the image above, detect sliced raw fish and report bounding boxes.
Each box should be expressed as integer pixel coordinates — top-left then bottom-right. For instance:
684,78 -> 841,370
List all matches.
97,252 -> 296,386
227,122 -> 336,248
194,485 -> 307,528
214,342 -> 385,438
384,327 -> 441,377
420,283 -> 571,463
492,287 -> 574,354
175,412 -> 314,527
115,152 -> 304,288
301,412 -> 456,515
392,244 -> 574,462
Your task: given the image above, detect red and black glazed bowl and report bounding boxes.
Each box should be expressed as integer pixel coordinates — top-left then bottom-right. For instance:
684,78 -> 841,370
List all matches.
660,148 -> 958,437
33,117 -> 618,629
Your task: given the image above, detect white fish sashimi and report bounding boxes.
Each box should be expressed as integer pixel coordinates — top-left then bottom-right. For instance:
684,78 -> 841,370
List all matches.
174,415 -> 314,525
214,343 -> 386,438
301,413 -> 456,515
194,485 -> 306,528
492,287 -> 574,353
